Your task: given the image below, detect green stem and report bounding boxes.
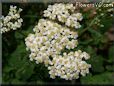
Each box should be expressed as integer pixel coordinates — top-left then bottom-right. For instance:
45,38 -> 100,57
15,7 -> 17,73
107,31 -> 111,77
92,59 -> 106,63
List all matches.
18,30 -> 27,37
78,0 -> 105,37
79,15 -> 100,37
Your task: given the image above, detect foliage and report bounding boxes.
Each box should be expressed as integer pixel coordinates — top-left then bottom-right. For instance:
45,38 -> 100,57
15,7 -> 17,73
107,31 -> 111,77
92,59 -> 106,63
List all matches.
2,2 -> 114,85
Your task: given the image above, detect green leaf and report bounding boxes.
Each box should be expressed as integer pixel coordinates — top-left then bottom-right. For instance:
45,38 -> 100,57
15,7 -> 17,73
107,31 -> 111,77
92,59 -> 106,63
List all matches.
6,41 -> 35,81
23,25 -> 34,36
3,66 -> 13,73
84,46 -> 96,55
81,72 -> 114,85
15,62 -> 34,80
106,65 -> 114,71
108,45 -> 114,63
11,79 -> 21,84
79,39 -> 93,45
89,55 -> 104,73
15,31 -> 24,39
99,16 -> 113,33
36,80 -> 44,85
88,28 -> 101,36
88,29 -> 102,45
8,42 -> 27,69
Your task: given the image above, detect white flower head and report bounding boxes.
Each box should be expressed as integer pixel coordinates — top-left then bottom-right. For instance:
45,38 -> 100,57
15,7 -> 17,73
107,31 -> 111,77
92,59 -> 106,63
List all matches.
25,3 -> 91,80
43,3 -> 83,29
48,51 -> 91,80
25,19 -> 78,66
1,5 -> 23,34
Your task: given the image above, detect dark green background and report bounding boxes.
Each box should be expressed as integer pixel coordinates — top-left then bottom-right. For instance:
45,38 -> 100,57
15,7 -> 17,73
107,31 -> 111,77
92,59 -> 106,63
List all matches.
2,2 -> 114,85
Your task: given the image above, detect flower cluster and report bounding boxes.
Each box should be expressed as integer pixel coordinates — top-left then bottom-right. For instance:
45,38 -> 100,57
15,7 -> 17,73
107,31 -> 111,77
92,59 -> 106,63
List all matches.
43,3 -> 83,29
25,3 -> 91,80
48,50 -> 91,80
25,19 -> 78,66
0,5 -> 23,34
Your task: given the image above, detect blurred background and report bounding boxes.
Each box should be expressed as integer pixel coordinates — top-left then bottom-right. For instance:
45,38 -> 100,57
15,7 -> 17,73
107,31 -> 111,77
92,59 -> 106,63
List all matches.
1,0 -> 114,85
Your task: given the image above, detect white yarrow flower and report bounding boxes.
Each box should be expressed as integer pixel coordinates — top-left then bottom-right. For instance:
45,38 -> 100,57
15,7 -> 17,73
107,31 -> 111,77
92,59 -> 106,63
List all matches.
43,3 -> 83,29
25,3 -> 91,80
0,5 -> 23,34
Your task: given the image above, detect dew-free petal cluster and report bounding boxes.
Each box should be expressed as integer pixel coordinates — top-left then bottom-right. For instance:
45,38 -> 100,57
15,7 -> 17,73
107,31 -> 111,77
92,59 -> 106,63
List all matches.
25,19 -> 78,66
48,50 -> 91,80
43,3 -> 83,29
0,5 -> 23,34
25,3 -> 91,80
